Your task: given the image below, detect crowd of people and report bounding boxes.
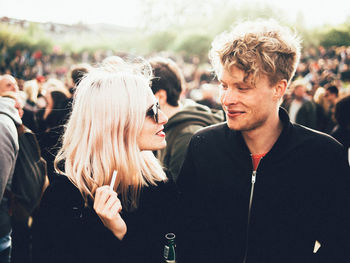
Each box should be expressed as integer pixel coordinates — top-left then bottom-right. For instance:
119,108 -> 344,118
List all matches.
1,19 -> 350,263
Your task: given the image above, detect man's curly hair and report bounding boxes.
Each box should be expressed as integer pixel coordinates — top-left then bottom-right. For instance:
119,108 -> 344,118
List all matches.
209,19 -> 302,86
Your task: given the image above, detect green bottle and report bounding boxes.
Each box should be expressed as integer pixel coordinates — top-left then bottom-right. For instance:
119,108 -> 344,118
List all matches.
163,233 -> 176,263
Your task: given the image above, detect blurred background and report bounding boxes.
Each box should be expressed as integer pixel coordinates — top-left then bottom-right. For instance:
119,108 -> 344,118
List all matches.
1,0 -> 350,72
1,0 -> 350,106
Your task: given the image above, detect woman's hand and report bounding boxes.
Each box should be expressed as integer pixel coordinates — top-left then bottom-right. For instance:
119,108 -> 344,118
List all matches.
93,186 -> 127,240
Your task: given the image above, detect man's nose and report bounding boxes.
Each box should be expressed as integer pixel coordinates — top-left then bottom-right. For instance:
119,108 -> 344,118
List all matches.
222,88 -> 239,106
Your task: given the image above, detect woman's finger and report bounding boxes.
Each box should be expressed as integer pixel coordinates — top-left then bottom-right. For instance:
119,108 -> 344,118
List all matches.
101,194 -> 120,214
94,186 -> 113,211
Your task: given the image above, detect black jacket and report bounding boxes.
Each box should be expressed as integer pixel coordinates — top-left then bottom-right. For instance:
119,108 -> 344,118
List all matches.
32,175 -> 179,263
177,108 -> 350,263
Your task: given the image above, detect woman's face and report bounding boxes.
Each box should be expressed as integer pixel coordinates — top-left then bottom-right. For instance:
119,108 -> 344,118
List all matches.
137,91 -> 168,151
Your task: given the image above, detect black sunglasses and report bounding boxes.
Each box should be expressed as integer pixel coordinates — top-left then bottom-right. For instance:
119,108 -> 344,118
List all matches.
146,101 -> 160,123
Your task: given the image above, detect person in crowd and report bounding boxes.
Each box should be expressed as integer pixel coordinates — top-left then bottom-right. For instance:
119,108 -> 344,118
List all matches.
149,57 -> 224,181
0,75 -> 18,94
35,78 -> 71,182
65,64 -> 91,113
22,79 -> 40,132
282,79 -> 318,129
177,19 -> 350,263
313,87 -> 330,132
69,64 -> 91,92
36,78 -> 70,132
0,90 -> 41,263
331,95 -> 350,162
32,59 -> 178,263
196,83 -> 222,110
324,84 -> 339,133
0,93 -> 22,263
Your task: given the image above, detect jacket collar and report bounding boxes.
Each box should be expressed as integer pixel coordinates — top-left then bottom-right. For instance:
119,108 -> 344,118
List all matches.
226,107 -> 292,163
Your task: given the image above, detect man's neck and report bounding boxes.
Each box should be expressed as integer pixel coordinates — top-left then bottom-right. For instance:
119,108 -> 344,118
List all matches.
161,103 -> 182,120
242,114 -> 283,155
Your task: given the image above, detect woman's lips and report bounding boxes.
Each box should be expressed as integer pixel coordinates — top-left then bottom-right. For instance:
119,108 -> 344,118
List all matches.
156,129 -> 165,137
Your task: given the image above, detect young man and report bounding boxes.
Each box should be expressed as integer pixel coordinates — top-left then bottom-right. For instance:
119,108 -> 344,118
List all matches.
149,57 -> 224,181
177,20 -> 350,263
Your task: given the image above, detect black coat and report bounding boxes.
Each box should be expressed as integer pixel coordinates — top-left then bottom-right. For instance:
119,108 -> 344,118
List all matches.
32,174 -> 179,263
177,108 -> 350,263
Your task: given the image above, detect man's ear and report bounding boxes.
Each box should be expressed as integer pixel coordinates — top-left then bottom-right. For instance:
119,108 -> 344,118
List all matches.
154,89 -> 167,105
273,79 -> 287,101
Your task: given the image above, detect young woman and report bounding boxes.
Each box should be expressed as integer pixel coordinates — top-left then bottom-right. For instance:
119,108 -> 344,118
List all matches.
32,59 -> 178,263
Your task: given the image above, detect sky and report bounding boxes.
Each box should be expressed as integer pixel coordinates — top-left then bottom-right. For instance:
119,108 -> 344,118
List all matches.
0,0 -> 349,29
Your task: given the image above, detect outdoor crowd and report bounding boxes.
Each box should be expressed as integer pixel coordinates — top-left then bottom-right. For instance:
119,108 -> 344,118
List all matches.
1,19 -> 350,263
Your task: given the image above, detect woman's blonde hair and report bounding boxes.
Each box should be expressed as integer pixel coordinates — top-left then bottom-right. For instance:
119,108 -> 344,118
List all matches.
55,59 -> 167,210
23,80 -> 39,103
209,19 -> 302,86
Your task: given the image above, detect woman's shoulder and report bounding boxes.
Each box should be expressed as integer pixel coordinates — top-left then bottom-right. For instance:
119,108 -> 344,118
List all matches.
143,177 -> 177,194
41,174 -> 84,209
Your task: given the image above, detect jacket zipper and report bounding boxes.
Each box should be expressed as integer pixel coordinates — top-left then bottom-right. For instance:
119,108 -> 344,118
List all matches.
243,170 -> 257,263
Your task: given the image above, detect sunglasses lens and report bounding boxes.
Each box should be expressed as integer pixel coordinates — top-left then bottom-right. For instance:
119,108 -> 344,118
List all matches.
153,102 -> 159,123
146,102 -> 160,123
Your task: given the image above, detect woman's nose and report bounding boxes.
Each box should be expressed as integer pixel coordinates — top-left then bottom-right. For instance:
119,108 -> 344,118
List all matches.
158,110 -> 168,124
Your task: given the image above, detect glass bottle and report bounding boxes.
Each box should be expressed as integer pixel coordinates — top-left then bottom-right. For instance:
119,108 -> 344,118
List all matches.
163,233 -> 176,263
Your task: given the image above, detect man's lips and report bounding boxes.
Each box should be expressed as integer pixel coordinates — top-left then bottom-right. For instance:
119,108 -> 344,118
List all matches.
227,110 -> 245,118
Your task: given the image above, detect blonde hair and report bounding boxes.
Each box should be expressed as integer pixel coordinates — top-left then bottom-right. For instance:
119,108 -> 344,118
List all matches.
209,19 -> 302,86
23,80 -> 39,103
314,87 -> 329,112
43,78 -> 71,98
55,59 -> 167,210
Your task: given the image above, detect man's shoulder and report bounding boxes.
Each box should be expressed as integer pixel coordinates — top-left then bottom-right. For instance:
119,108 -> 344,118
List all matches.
0,114 -> 18,149
189,122 -> 229,146
194,122 -> 227,135
291,123 -> 343,152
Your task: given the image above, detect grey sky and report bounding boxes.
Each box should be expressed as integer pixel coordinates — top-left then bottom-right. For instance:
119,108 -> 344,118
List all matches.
1,0 -> 349,28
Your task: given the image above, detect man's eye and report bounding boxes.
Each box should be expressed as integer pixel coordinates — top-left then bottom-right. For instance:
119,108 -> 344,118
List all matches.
238,86 -> 249,91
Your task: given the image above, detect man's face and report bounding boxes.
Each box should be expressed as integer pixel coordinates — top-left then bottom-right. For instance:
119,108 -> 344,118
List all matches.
0,75 -> 19,93
293,85 -> 306,100
219,66 -> 280,133
325,90 -> 337,105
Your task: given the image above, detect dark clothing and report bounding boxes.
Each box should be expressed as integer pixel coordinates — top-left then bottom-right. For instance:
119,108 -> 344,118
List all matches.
22,100 -> 38,133
296,100 -> 318,129
36,99 -> 71,182
331,125 -> 350,161
32,175 -> 178,263
159,101 -> 224,181
283,98 -> 319,130
37,125 -> 64,182
324,105 -> 337,134
0,246 -> 11,263
177,108 -> 350,263
315,103 -> 329,133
